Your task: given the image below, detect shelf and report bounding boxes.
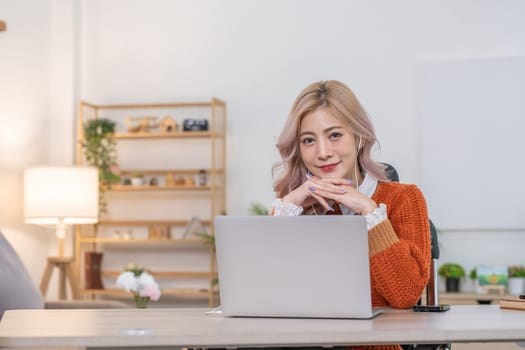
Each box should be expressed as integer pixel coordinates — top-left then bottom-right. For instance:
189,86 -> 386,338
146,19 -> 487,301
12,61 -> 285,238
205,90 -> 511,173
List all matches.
84,288 -> 213,297
99,219 -> 211,226
438,292 -> 520,305
118,169 -> 224,175
106,184 -> 211,191
83,101 -> 219,109
78,237 -> 209,245
113,131 -> 217,139
101,270 -> 216,278
439,292 -> 513,301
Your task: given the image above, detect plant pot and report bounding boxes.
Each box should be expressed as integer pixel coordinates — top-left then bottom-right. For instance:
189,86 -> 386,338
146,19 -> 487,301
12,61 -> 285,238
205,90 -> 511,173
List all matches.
461,278 -> 477,293
445,277 -> 460,292
131,177 -> 144,186
507,277 -> 525,295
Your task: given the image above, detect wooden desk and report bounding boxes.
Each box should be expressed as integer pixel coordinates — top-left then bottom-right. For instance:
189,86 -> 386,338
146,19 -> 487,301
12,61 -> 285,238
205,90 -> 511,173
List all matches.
1,306 -> 525,349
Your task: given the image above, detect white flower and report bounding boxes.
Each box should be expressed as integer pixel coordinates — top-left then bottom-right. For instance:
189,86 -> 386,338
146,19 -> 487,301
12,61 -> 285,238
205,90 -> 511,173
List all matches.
138,271 -> 155,287
116,271 -> 139,292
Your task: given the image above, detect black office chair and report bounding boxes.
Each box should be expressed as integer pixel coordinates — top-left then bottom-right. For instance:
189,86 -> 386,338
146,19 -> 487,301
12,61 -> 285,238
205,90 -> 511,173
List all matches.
382,163 -> 451,350
383,162 -> 400,182
403,220 -> 451,350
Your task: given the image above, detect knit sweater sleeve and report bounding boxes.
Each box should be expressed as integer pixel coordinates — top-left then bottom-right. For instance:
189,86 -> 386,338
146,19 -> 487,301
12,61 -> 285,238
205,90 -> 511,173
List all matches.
368,184 -> 431,308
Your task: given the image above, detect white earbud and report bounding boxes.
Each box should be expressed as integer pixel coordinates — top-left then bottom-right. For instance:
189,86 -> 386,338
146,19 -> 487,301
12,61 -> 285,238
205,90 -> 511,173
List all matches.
355,136 -> 363,191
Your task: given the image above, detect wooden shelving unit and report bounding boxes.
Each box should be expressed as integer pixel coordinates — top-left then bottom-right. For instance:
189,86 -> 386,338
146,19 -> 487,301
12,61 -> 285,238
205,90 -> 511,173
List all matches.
74,99 -> 226,307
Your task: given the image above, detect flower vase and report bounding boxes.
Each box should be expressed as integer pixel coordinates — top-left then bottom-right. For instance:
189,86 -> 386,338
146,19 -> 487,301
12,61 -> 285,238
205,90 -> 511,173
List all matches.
134,295 -> 150,308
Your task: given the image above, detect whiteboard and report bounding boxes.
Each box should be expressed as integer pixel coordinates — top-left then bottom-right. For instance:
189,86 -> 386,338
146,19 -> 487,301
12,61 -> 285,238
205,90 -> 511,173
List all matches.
417,57 -> 525,230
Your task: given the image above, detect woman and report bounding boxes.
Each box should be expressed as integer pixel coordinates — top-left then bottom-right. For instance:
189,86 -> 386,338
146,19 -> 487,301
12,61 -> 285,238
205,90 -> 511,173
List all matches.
272,80 -> 431,350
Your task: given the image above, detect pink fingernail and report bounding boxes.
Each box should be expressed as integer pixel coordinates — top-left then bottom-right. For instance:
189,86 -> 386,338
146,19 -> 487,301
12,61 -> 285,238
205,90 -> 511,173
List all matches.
345,179 -> 352,184
305,172 -> 313,179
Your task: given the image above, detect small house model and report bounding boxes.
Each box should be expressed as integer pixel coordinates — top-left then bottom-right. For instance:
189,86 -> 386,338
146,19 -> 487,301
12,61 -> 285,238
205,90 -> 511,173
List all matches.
158,116 -> 177,132
148,225 -> 170,240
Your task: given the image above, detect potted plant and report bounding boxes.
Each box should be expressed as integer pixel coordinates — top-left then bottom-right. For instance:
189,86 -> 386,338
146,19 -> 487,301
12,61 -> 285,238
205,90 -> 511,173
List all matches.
116,263 -> 161,308
507,265 -> 525,295
438,262 -> 465,292
81,118 -> 119,217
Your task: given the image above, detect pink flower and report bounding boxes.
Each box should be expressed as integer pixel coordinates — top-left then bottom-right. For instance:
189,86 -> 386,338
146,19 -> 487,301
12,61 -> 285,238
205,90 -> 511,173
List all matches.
139,284 -> 161,301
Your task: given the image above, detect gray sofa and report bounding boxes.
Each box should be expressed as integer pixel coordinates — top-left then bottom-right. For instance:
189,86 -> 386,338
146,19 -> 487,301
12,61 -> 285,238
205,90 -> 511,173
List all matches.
0,231 -> 127,319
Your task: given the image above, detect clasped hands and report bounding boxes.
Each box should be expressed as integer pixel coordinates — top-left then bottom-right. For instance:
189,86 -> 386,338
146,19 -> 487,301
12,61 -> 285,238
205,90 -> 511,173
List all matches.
282,174 -> 378,215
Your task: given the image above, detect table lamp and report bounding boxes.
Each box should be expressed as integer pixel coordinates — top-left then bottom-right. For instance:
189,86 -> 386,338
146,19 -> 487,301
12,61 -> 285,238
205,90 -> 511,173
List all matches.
24,166 -> 99,299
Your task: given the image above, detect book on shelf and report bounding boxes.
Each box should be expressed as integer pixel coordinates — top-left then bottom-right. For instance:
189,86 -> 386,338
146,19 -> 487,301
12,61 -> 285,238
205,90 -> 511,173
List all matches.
499,296 -> 525,311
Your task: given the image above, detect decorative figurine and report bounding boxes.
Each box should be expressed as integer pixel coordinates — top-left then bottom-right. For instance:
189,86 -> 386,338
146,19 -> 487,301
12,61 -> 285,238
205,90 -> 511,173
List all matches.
125,116 -> 159,133
166,172 -> 175,186
157,116 -> 177,132
198,169 -> 207,186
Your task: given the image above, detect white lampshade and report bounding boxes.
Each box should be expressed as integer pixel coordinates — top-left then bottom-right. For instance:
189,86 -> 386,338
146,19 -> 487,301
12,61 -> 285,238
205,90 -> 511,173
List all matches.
24,166 -> 99,226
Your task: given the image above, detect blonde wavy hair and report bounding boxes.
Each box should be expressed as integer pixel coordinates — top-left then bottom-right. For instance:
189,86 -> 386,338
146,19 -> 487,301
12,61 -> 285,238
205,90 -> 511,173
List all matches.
272,80 -> 388,198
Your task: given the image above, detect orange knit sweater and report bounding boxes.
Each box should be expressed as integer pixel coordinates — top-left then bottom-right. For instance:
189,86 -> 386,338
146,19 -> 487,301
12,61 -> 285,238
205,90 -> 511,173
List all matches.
347,181 -> 431,350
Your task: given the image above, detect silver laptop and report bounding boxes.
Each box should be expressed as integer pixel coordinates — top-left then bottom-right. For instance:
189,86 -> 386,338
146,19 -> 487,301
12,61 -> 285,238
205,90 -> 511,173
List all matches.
214,215 -> 383,319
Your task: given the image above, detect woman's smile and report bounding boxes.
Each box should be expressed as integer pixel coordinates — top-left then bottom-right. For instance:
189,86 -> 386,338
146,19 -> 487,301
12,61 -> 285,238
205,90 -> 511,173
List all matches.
317,161 -> 341,172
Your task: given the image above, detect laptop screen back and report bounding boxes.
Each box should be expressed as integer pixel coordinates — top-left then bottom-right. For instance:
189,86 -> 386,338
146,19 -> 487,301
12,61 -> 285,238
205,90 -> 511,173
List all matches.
214,215 -> 377,319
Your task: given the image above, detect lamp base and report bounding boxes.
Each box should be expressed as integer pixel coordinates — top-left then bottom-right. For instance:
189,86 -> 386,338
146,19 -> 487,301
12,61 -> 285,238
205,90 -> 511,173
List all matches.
40,257 -> 79,300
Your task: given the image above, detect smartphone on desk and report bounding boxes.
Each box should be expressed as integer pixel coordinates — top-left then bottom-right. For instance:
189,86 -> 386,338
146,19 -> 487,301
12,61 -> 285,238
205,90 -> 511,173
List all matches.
412,304 -> 451,312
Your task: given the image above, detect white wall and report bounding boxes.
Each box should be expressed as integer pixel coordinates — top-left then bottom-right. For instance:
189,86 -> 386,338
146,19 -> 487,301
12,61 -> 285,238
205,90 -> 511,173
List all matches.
0,0 -> 77,299
79,0 -> 525,209
0,0 -> 53,294
79,0 -> 525,275
1,0 -> 525,297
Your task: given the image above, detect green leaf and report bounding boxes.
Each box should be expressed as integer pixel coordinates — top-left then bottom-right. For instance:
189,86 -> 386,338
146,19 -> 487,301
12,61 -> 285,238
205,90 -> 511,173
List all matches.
249,202 -> 269,215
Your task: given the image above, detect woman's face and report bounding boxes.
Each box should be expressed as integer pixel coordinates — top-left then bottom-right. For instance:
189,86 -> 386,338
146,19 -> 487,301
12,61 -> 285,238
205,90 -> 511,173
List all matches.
299,108 -> 358,180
